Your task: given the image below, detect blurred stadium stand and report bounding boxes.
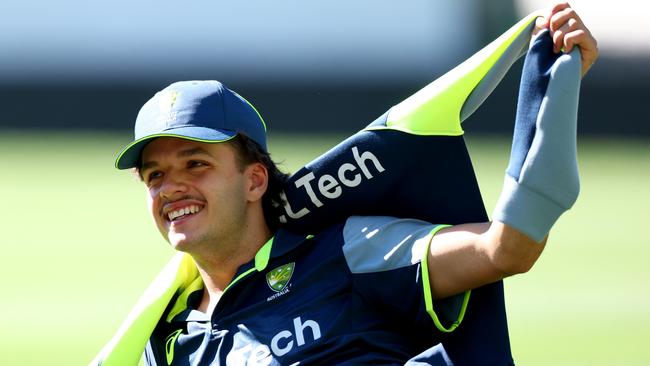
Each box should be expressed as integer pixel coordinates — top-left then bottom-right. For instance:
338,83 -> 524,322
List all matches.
1,0 -> 648,136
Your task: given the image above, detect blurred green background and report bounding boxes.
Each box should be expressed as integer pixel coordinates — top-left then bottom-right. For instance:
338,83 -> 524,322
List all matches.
2,1 -> 649,365
0,132 -> 648,365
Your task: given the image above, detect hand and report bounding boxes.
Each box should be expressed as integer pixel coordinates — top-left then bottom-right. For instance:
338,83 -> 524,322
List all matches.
533,2 -> 599,77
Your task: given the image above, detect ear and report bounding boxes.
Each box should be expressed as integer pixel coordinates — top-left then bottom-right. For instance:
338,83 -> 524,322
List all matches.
245,162 -> 268,202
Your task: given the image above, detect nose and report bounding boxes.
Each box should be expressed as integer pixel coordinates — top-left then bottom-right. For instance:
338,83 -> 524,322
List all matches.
158,172 -> 188,200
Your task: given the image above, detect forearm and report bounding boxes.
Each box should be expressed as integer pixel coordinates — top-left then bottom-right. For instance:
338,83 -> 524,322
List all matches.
426,2 -> 594,301
427,222 -> 545,299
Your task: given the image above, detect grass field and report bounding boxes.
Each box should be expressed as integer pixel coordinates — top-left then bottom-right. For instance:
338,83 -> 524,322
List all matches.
1,131 -> 648,365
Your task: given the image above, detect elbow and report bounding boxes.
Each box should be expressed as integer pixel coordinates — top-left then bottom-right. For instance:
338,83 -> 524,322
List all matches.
490,250 -> 537,277
483,223 -> 545,278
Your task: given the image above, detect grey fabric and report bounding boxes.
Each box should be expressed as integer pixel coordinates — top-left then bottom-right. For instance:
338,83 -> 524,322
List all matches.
493,49 -> 581,241
460,21 -> 535,122
342,216 -> 437,274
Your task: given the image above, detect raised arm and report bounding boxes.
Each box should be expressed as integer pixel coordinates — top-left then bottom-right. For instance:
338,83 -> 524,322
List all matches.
427,3 -> 597,300
428,222 -> 544,299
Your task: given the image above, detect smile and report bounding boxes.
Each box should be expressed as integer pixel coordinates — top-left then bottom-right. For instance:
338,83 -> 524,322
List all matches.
167,205 -> 202,222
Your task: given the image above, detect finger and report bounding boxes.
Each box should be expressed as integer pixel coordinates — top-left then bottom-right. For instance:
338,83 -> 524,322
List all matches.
549,7 -> 584,53
563,30 -> 598,76
532,16 -> 549,40
549,1 -> 571,14
549,7 -> 583,33
547,2 -> 571,23
553,18 -> 580,52
552,19 -> 580,53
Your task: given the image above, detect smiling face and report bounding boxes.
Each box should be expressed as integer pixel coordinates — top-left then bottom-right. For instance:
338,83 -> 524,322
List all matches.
140,137 -> 266,254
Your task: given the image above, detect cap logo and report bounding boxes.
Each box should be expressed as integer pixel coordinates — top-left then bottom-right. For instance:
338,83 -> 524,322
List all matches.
154,90 -> 179,128
266,262 -> 295,292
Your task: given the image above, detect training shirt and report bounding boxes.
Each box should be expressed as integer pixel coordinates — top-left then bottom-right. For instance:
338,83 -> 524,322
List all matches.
143,216 -> 470,365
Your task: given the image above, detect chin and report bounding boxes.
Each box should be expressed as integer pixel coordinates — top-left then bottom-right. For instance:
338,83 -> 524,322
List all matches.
168,233 -> 193,251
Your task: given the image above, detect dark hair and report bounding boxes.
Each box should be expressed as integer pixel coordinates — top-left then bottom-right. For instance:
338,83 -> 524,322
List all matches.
133,134 -> 290,230
228,134 -> 290,231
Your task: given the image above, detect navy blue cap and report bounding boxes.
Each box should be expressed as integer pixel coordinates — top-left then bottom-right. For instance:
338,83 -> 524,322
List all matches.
115,80 -> 267,169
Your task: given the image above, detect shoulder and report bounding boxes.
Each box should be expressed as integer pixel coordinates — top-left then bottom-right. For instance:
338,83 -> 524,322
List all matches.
342,215 -> 437,244
341,216 -> 440,273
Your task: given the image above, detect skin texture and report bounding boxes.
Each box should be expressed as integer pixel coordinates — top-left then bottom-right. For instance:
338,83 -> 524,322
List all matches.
138,2 -> 598,309
139,137 -> 547,305
140,137 -> 271,312
533,2 -> 599,77
426,2 -> 598,300
427,222 -> 546,299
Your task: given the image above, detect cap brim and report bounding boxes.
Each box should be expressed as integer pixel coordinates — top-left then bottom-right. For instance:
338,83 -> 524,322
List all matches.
115,126 -> 237,169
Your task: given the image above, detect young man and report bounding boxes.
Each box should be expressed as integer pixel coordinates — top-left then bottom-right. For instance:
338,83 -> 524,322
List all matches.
102,4 -> 598,365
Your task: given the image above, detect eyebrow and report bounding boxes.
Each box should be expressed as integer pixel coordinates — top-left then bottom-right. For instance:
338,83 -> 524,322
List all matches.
140,146 -> 213,173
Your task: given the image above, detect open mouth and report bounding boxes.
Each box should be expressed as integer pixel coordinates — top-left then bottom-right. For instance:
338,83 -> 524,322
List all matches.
167,204 -> 203,222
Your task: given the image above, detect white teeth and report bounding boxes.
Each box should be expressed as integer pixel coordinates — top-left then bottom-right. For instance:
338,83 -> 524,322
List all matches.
167,205 -> 201,221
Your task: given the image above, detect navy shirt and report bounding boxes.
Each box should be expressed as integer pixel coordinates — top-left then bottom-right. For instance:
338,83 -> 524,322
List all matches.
144,216 -> 469,365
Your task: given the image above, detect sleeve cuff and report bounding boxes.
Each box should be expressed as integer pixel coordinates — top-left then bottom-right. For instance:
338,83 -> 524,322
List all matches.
421,225 -> 471,333
493,175 -> 566,242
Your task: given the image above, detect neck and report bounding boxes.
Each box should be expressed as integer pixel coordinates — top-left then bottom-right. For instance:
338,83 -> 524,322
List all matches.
191,213 -> 272,313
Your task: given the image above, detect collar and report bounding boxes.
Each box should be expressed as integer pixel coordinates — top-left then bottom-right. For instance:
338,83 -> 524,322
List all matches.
167,229 -> 312,322
229,228 -> 311,276
271,228 -> 313,259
